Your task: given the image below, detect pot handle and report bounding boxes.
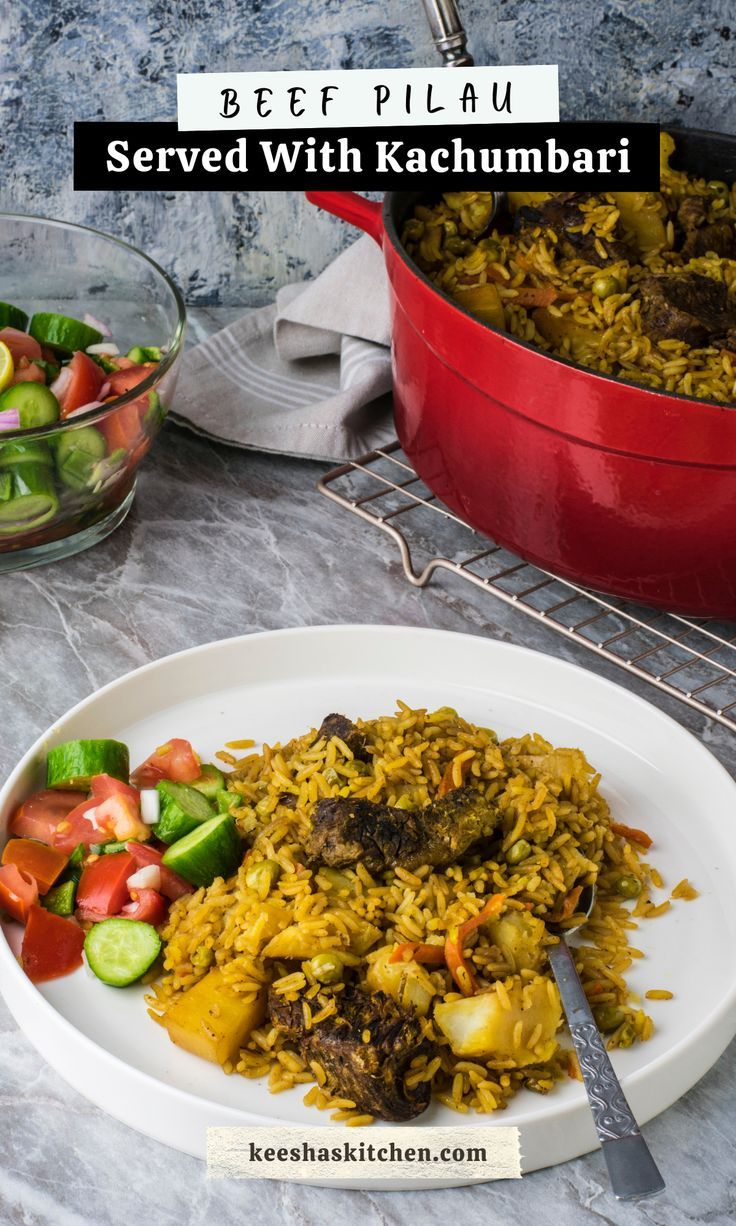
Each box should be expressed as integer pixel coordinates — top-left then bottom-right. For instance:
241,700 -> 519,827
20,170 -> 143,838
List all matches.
305,192 -> 384,245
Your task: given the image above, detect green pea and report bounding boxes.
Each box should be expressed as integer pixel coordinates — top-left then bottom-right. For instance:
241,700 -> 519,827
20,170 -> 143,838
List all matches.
707,180 -> 729,200
616,1021 -> 637,1048
245,859 -> 281,895
506,839 -> 532,865
480,239 -> 502,262
594,1005 -> 625,1033
323,766 -> 340,785
191,945 -> 214,968
592,274 -> 621,300
308,953 -> 344,985
615,873 -> 642,899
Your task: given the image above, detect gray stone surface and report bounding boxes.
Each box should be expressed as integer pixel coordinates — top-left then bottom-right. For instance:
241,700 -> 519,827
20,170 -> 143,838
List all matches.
2,2 -> 735,305
0,307 -> 734,1224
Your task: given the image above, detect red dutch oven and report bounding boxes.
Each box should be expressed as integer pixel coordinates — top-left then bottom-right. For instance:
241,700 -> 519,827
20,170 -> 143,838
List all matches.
306,128 -> 736,616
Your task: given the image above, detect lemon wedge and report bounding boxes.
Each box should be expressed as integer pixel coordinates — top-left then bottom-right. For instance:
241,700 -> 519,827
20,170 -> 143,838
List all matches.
0,341 -> 14,393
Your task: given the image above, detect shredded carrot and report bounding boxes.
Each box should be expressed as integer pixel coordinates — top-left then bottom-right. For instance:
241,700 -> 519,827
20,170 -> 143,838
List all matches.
445,894 -> 506,995
389,942 -> 446,966
567,1051 -> 583,1081
437,753 -> 473,799
511,285 -> 559,307
610,821 -> 653,849
549,884 -> 583,924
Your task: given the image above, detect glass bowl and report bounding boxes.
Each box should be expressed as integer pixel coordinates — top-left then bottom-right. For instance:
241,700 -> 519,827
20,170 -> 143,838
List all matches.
0,214 -> 186,571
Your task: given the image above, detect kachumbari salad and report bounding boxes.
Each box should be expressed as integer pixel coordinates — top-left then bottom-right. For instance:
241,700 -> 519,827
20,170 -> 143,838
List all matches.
0,737 -> 242,987
0,301 -> 164,534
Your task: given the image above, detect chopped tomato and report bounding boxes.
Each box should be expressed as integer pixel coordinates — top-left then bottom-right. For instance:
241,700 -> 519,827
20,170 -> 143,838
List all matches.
120,887 -> 167,926
21,905 -> 85,982
126,841 -> 193,900
445,893 -> 506,996
1,839 -> 68,894
0,327 -> 42,365
56,350 -> 105,417
11,358 -> 46,385
106,364 -> 151,396
76,851 -> 135,921
100,403 -> 142,453
90,774 -> 140,804
10,789 -> 89,848
0,864 -> 39,923
51,797 -> 107,854
131,739 -> 200,788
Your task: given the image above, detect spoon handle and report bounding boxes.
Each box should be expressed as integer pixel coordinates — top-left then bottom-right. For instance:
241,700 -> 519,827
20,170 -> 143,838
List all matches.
547,938 -> 665,1200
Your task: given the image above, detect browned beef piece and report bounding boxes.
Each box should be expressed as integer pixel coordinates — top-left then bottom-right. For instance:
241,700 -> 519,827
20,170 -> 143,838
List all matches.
306,785 -> 496,875
515,193 -> 630,266
677,194 -> 708,232
639,273 -> 736,348
268,984 -> 431,1120
681,221 -> 736,261
314,713 -> 369,761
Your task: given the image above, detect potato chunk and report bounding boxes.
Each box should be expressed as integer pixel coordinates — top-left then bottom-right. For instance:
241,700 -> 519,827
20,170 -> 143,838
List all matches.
487,910 -> 547,972
164,968 -> 266,1066
365,945 -> 437,1016
263,916 -> 381,960
434,975 -> 562,1065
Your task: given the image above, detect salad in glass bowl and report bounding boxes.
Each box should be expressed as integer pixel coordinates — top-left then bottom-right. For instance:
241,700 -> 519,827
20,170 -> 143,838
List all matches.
0,215 -> 185,571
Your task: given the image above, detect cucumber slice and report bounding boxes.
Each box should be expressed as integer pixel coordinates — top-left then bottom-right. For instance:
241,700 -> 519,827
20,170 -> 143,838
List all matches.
0,471 -> 11,501
0,382 -> 60,429
154,780 -> 214,844
189,764 -> 226,801
0,302 -> 29,331
28,312 -> 103,355
43,878 -> 77,916
215,789 -> 238,814
84,918 -> 162,987
161,814 -> 242,887
0,439 -> 53,468
0,464 -> 58,531
46,739 -> 130,789
56,425 -> 107,490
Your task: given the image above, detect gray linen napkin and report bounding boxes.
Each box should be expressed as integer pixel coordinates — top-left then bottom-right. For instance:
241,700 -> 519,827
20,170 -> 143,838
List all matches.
169,235 -> 396,462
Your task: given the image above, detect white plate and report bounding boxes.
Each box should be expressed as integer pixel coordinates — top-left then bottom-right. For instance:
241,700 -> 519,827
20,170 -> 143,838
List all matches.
2,626 -> 736,1190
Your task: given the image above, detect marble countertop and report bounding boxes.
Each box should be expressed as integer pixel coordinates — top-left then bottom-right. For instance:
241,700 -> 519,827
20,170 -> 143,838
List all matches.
1,309 -> 734,1226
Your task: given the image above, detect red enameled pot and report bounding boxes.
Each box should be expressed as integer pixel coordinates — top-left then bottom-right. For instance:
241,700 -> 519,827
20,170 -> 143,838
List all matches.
306,128 -> 736,616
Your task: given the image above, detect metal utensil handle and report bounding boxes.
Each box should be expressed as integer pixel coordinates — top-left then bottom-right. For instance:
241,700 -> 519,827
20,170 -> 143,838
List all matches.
420,0 -> 474,66
547,939 -> 665,1200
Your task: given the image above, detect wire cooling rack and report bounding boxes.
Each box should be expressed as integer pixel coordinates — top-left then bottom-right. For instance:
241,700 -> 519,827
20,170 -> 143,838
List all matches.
318,441 -> 736,733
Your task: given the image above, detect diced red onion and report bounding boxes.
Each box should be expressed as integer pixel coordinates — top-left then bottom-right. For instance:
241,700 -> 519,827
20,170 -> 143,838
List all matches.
50,366 -> 72,399
127,864 -> 161,890
84,312 -> 112,338
99,381 -> 111,399
0,407 -> 20,431
86,342 -> 119,356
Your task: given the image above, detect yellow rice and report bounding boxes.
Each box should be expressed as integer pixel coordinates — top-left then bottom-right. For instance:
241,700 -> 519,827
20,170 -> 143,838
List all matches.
149,702 -> 690,1120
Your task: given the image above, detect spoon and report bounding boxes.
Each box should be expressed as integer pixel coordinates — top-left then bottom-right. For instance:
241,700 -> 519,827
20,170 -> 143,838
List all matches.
547,883 -> 665,1200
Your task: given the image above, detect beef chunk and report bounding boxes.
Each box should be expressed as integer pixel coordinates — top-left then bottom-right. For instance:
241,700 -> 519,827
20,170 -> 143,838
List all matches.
268,984 -> 431,1120
681,221 -> 736,261
675,195 -> 736,261
306,785 -> 496,875
515,193 -> 629,266
314,713 -> 369,761
639,273 -> 736,347
677,194 -> 708,232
